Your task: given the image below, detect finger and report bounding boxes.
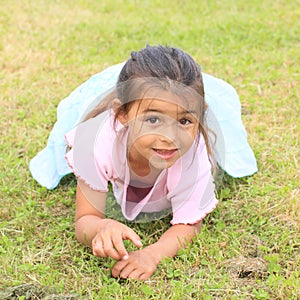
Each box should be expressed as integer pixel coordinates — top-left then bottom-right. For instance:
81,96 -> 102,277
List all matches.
127,270 -> 144,280
111,260 -> 128,278
122,228 -> 142,248
112,235 -> 128,260
102,238 -> 123,261
119,265 -> 137,279
139,273 -> 150,281
92,239 -> 106,258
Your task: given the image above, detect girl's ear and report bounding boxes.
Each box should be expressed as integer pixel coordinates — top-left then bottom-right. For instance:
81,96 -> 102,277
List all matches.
112,98 -> 127,125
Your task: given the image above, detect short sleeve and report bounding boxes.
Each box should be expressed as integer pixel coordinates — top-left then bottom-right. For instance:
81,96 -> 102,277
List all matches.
64,112 -> 114,191
167,138 -> 218,225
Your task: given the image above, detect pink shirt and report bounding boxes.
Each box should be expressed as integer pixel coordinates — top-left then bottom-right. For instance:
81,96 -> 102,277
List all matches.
65,111 -> 218,225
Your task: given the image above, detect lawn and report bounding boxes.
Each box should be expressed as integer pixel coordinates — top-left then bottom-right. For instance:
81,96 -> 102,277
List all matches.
0,0 -> 299,299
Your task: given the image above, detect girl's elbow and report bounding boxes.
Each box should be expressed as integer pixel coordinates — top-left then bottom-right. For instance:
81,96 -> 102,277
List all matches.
74,224 -> 84,244
75,219 -> 88,246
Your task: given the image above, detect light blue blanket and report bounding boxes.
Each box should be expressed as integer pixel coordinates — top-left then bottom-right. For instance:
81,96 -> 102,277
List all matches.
30,62 -> 257,189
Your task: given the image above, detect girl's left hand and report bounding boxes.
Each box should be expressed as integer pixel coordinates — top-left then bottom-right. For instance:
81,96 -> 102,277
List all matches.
111,247 -> 160,280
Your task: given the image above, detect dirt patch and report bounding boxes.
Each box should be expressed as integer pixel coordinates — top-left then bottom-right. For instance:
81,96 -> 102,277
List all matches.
225,256 -> 269,279
0,283 -> 79,300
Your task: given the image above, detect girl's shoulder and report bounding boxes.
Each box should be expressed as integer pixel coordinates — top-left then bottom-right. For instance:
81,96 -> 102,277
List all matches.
65,110 -> 115,147
64,110 -> 128,191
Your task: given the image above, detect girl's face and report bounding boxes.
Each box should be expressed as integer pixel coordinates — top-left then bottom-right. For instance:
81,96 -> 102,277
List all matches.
118,90 -> 200,172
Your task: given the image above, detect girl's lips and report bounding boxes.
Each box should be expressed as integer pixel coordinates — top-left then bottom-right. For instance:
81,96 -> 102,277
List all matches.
153,148 -> 178,160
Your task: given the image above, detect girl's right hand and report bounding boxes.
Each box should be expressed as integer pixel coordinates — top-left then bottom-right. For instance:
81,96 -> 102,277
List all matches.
92,219 -> 142,261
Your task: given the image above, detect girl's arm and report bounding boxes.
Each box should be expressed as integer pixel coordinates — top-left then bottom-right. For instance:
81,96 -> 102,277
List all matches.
75,180 -> 142,260
145,222 -> 202,260
75,179 -> 106,246
112,222 -> 201,279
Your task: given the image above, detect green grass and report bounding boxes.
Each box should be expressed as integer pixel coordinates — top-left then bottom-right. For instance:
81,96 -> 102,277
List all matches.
0,0 -> 299,299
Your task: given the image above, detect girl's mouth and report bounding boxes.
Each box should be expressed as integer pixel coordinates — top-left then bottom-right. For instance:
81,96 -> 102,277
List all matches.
153,148 -> 178,160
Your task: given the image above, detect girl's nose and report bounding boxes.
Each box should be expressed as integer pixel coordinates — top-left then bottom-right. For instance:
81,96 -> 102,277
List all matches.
158,124 -> 177,144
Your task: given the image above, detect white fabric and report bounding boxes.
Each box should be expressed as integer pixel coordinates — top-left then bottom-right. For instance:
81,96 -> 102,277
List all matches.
30,62 -> 257,189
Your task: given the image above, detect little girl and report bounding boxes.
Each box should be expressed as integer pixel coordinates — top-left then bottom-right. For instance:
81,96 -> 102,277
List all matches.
30,45 -> 257,280
65,45 -> 217,280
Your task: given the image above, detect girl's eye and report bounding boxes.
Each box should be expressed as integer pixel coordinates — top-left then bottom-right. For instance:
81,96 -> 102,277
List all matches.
146,117 -> 160,124
179,118 -> 192,125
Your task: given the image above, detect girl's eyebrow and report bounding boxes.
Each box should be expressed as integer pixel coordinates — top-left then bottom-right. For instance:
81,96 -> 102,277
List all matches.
142,107 -> 197,115
142,108 -> 164,113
